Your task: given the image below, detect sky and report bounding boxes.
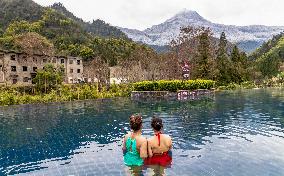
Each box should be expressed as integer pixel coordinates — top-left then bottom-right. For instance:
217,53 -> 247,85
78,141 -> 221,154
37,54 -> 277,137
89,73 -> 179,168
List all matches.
33,0 -> 284,30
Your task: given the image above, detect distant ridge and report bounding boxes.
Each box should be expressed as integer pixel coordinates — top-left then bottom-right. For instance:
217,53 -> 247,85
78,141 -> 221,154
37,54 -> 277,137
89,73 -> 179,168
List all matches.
50,2 -> 129,39
120,9 -> 284,53
0,0 -> 128,40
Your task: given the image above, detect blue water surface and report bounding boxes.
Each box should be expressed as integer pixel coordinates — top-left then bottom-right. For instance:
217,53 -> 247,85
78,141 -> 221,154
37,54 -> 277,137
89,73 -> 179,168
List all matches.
0,88 -> 284,176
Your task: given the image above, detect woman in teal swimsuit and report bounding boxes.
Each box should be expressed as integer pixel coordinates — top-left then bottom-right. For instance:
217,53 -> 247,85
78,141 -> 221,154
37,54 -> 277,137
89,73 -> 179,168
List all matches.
123,115 -> 147,166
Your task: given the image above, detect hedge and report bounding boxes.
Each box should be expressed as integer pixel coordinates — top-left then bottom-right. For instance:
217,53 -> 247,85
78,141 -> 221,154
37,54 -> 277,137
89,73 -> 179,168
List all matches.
133,80 -> 215,92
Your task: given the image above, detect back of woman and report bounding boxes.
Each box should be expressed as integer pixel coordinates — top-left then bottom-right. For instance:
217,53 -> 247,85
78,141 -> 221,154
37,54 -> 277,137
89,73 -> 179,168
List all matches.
148,133 -> 172,154
123,115 -> 147,166
144,117 -> 172,167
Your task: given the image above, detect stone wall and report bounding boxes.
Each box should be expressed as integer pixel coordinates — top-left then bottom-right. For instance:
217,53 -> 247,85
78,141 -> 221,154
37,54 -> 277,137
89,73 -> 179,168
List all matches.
131,89 -> 215,101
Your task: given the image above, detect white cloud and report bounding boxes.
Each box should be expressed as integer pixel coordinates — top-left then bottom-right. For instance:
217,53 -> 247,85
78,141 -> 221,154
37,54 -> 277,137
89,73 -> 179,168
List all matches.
33,0 -> 284,30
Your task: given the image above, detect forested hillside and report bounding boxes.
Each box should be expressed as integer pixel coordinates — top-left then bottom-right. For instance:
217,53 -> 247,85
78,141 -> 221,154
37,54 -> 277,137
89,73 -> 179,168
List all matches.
0,0 -> 43,31
0,0 -> 153,67
0,0 -> 128,40
251,33 -> 284,77
250,32 -> 284,60
50,3 -> 129,39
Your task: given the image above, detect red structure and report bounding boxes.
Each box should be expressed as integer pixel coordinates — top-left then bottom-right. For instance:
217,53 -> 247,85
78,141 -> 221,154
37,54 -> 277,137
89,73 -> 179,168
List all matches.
181,61 -> 190,79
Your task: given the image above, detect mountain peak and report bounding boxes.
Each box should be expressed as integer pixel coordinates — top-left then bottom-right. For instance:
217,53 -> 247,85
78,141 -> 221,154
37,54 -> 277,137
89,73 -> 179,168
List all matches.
172,9 -> 209,23
177,9 -> 198,15
51,2 -> 68,11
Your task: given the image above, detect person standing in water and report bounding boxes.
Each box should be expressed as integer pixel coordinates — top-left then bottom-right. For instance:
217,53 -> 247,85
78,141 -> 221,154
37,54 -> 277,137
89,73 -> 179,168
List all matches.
145,117 -> 172,167
123,115 -> 148,166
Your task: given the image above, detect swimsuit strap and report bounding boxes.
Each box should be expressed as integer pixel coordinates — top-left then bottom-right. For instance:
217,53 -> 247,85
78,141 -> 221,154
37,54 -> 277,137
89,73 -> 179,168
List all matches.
128,132 -> 141,152
155,132 -> 162,146
126,135 -> 136,153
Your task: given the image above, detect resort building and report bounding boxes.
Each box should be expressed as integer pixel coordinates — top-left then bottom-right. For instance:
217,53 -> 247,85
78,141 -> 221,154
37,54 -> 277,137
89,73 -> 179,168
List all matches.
0,50 -> 84,85
65,56 -> 84,84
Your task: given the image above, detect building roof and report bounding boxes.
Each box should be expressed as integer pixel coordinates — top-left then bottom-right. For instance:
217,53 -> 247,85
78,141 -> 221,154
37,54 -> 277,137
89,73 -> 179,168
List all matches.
0,49 -> 82,59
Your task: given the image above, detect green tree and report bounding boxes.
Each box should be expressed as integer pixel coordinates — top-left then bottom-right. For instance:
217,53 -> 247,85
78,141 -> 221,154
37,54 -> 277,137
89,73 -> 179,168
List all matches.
79,46 -> 95,60
258,52 -> 281,78
192,28 -> 215,79
216,32 -> 231,85
0,35 -> 15,50
33,64 -> 64,93
231,45 -> 241,63
4,20 -> 42,36
230,45 -> 247,83
0,28 -> 4,37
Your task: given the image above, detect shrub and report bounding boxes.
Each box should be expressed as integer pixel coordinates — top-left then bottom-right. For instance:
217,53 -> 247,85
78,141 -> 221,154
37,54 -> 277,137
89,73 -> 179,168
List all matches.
132,80 -> 215,92
0,83 -> 132,106
240,81 -> 257,89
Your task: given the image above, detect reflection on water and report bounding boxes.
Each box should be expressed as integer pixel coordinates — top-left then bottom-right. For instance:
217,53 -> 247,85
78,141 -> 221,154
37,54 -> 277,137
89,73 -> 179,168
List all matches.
0,88 -> 284,176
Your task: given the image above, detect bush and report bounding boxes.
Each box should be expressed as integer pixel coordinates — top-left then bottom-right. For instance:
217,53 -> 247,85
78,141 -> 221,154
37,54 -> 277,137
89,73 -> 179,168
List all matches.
0,90 -> 19,105
133,80 -> 215,92
240,81 -> 257,89
0,83 -> 133,106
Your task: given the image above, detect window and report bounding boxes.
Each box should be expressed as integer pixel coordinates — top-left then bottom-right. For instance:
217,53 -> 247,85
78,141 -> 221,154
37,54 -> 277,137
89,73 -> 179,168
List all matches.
43,59 -> 47,63
23,77 -> 29,82
77,60 -> 81,65
33,67 -> 37,72
11,66 -> 16,72
61,59 -> 65,64
12,79 -> 17,84
69,60 -> 73,64
23,66 -> 28,72
33,57 -> 37,63
11,55 -> 16,61
0,65 -> 2,71
77,69 -> 81,73
70,69 -> 73,73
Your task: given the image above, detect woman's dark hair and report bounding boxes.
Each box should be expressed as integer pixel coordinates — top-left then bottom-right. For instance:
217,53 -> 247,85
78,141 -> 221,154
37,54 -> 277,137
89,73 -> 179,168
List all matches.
151,117 -> 163,131
129,115 -> 142,131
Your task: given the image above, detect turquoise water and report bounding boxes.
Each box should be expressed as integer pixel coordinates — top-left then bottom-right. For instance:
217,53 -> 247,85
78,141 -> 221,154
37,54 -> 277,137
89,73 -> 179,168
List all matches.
0,88 -> 284,176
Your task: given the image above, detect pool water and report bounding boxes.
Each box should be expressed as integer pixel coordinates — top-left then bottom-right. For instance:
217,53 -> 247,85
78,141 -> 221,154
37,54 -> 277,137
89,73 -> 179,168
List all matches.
0,88 -> 284,176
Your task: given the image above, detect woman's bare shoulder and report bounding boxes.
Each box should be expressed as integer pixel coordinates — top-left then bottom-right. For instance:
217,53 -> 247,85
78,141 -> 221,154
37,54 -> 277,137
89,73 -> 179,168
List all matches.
146,136 -> 155,143
124,132 -> 131,139
137,135 -> 147,143
162,134 -> 172,140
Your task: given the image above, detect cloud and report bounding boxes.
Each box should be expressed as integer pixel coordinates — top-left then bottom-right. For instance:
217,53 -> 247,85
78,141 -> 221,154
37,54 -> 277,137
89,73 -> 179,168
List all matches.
34,0 -> 284,30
